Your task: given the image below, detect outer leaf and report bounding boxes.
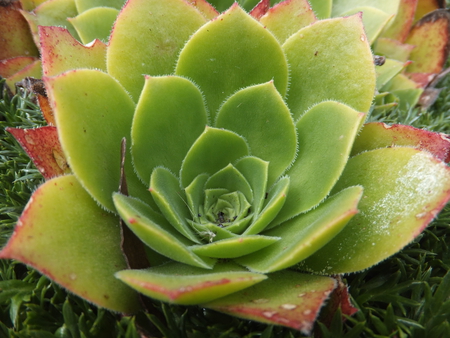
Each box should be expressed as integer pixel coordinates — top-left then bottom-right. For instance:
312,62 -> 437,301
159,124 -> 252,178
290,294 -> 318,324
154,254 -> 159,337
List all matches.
5,59 -> 42,89
0,175 -> 140,313
272,101 -> 364,226
259,0 -> 316,44
238,186 -> 362,273
180,127 -> 249,187
283,14 -> 376,119
374,38 -> 415,62
406,9 -> 450,74
176,4 -> 288,121
414,0 -> 445,23
301,148 -> 450,274
190,235 -> 280,258
185,0 -> 219,20
203,270 -> 337,334
308,0 -> 332,19
339,6 -> 393,44
331,0 -> 400,17
150,167 -> 200,243
116,262 -> 266,305
0,57 -> 37,78
132,76 -> 207,183
44,69 -> 150,212
376,59 -> 409,90
351,122 -> 450,163
0,3 -> 38,59
7,127 -> 70,179
69,7 -> 119,44
380,0 -> 418,42
74,0 -> 125,12
113,193 -> 215,269
107,0 -> 206,100
215,82 -> 297,186
40,26 -> 107,77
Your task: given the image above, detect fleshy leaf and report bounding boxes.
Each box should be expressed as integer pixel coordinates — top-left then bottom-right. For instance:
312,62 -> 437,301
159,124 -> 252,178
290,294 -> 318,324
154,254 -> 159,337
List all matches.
238,186 -> 362,273
234,156 -> 268,217
0,2 -> 38,59
380,0 -> 418,42
74,0 -> 125,12
215,82 -> 297,186
69,7 -> 119,44
376,59 -> 409,90
132,76 -> 207,183
249,0 -> 270,20
40,26 -> 107,77
283,14 -> 376,119
374,38 -> 415,62
259,0 -> 316,44
308,0 -> 332,19
0,57 -> 38,78
203,270 -> 337,334
351,122 -> 450,162
107,0 -> 206,100
176,4 -> 288,121
185,0 -> 219,20
406,9 -> 450,74
116,262 -> 266,305
331,0 -> 400,17
185,174 -> 209,223
44,69 -> 150,212
150,167 -> 200,243
113,193 -> 215,269
301,148 -> 450,274
0,175 -> 140,313
272,101 -> 364,226
414,0 -> 445,23
244,176 -> 289,235
190,235 -> 280,258
180,127 -> 249,187
7,127 -> 70,179
339,6 -> 393,44
5,59 -> 42,89
205,164 -> 253,203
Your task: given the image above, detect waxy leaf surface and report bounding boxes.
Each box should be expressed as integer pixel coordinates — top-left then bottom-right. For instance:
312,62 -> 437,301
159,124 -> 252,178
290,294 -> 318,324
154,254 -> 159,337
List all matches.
7,127 -> 70,179
380,0 -> 418,42
45,69 -> 150,212
283,14 -> 376,119
40,26 -> 107,77
301,148 -> 450,274
0,175 -> 140,313
203,270 -> 337,335
132,76 -> 207,183
107,0 -> 206,100
273,101 -> 364,225
176,4 -> 288,120
69,7 -> 119,44
116,262 -> 266,305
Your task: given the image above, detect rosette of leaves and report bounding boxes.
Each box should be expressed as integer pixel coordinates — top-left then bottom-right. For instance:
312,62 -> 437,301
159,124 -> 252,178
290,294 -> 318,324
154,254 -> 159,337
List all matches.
2,0 -> 450,333
0,0 -> 125,89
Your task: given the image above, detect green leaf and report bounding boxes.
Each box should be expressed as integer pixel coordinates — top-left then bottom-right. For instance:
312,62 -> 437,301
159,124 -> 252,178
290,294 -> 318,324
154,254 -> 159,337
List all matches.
308,0 -> 332,19
203,270 -> 337,335
113,193 -> 215,269
301,148 -> 450,274
175,4 -> 288,121
272,101 -> 364,226
190,235 -> 280,258
40,26 -> 107,77
331,0 -> 400,17
215,82 -> 297,186
180,127 -> 249,187
283,14 -> 376,119
244,176 -> 289,235
74,0 -> 125,12
150,167 -> 200,243
259,0 -> 316,44
205,164 -> 253,203
234,156 -> 269,217
185,173 -> 209,223
0,175 -> 140,313
116,261 -> 266,305
376,58 -> 407,90
237,186 -> 362,273
132,76 -> 207,184
107,0 -> 206,100
44,69 -> 151,212
69,7 -> 119,44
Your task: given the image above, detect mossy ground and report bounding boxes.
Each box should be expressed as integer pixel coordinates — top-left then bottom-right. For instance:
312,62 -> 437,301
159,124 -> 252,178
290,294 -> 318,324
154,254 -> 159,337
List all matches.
1,67 -> 450,338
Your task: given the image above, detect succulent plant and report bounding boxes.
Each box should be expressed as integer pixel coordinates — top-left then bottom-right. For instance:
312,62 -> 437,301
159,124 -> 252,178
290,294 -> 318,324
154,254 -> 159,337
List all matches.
2,0 -> 450,333
0,0 -> 125,89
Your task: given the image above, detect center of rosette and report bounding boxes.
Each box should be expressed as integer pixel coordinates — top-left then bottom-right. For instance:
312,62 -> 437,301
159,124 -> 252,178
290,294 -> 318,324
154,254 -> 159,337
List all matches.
203,191 -> 251,228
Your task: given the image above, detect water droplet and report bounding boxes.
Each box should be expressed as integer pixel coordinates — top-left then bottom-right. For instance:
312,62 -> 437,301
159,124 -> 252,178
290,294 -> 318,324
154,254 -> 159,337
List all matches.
263,311 -> 277,318
281,304 -> 297,310
360,34 -> 365,42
